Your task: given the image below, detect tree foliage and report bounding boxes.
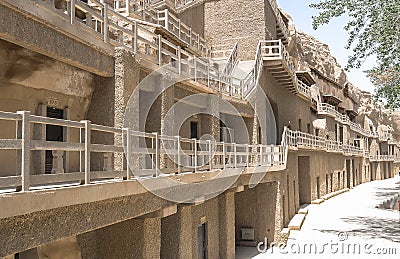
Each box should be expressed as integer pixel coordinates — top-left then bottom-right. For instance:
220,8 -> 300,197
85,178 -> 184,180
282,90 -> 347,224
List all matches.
310,0 -> 400,108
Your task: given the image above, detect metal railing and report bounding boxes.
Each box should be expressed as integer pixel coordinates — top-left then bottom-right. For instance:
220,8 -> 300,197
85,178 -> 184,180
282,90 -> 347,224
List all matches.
282,128 -> 364,156
369,155 -> 395,162
35,0 -> 245,98
243,41 -> 264,97
112,1 -> 208,54
297,80 -> 311,99
317,103 -> 379,138
211,42 -> 239,76
0,111 -> 287,193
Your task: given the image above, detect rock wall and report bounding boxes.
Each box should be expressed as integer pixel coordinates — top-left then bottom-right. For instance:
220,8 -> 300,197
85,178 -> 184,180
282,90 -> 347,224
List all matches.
283,12 -> 400,137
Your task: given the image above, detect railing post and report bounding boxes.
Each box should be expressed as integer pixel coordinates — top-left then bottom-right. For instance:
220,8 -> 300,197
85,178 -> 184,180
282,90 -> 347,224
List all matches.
125,128 -> 131,180
208,140 -> 213,171
17,111 -> 30,192
178,19 -> 181,39
81,120 -> 91,184
158,35 -> 162,66
234,143 -> 237,168
246,144 -> 249,167
70,0 -> 76,24
154,132 -> 159,177
193,139 -> 197,172
207,65 -> 210,87
178,46 -> 182,74
165,9 -> 169,30
189,28 -> 192,46
223,142 -> 226,169
177,135 -> 181,174
125,0 -> 130,16
193,57 -> 197,81
103,3 -> 109,43
133,21 -> 138,53
259,145 -> 263,165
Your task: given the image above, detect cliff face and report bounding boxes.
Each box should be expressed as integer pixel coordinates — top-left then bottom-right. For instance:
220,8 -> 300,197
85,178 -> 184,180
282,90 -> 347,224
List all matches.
283,12 -> 400,137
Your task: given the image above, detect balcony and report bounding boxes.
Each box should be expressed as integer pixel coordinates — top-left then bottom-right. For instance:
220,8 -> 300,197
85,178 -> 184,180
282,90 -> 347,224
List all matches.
297,80 -> 312,100
282,128 -> 364,157
317,103 -> 380,138
0,111 -> 287,194
112,0 -> 208,55
260,40 -> 297,93
369,155 -> 395,162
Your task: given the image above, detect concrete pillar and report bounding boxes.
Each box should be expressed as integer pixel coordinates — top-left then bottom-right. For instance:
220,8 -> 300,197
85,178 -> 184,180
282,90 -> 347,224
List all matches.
161,206 -> 193,259
142,218 -> 162,259
160,77 -> 175,170
235,182 -> 280,245
79,217 -> 161,259
37,237 -> 82,259
113,48 -> 140,172
218,192 -> 235,259
178,206 -> 193,258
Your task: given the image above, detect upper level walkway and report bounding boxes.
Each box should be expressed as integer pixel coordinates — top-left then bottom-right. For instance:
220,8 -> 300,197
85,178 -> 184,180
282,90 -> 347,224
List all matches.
0,110 -> 287,195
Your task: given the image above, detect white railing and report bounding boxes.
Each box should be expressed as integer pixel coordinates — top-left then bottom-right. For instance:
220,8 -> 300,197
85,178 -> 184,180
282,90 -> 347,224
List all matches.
112,1 -> 208,54
156,8 -> 208,54
369,155 -> 395,161
0,111 -> 287,192
31,0 -> 247,98
282,128 -> 365,156
242,41 -> 264,97
297,80 -> 311,99
211,42 -> 239,76
317,103 -> 380,138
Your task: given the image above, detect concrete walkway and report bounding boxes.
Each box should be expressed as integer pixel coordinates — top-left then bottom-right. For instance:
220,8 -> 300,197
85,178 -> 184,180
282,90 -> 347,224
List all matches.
236,176 -> 400,258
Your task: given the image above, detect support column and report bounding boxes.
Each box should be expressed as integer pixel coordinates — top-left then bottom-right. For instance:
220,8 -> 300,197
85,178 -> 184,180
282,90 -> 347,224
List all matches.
113,48 -> 140,172
218,192 -> 235,259
178,206 -> 193,259
37,237 -> 82,259
160,76 -> 175,170
142,217 -> 161,259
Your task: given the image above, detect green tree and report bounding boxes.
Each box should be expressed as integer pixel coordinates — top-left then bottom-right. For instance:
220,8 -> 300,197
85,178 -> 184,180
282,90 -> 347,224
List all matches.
310,0 -> 400,108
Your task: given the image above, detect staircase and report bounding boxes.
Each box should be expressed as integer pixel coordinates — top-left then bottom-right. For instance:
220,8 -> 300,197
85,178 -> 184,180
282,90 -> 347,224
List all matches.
260,40 -> 297,93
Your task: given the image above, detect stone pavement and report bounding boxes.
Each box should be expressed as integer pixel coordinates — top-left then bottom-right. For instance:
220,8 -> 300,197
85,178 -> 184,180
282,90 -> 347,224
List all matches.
236,175 -> 400,258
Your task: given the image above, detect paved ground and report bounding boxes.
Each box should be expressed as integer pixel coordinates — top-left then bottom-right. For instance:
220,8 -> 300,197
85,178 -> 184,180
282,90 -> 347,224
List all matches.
236,175 -> 400,258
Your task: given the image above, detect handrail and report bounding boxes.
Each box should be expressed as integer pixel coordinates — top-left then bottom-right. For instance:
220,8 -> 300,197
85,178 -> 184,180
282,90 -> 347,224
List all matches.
112,1 -> 209,55
0,111 -> 287,192
283,128 -> 365,157
317,103 -> 379,138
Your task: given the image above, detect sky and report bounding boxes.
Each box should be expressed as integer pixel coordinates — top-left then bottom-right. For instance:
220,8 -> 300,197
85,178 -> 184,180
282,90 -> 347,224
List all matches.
276,0 -> 376,93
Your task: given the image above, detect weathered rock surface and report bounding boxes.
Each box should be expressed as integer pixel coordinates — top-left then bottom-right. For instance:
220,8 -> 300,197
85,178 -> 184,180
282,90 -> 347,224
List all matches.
283,12 -> 400,137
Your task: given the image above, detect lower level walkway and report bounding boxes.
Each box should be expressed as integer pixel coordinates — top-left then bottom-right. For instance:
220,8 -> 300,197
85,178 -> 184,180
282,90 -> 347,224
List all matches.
236,174 -> 400,258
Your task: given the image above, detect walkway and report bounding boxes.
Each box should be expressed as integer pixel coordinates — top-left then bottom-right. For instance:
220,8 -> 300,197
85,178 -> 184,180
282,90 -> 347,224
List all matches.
236,175 -> 400,258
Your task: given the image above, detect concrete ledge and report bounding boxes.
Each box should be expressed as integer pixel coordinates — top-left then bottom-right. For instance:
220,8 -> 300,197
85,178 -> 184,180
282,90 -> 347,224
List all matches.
288,214 -> 306,231
298,204 -> 310,214
311,198 -> 325,204
311,188 -> 350,205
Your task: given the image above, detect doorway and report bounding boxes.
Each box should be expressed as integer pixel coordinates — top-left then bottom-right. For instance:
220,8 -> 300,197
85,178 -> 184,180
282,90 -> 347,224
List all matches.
190,121 -> 198,139
198,223 -> 207,259
298,156 -> 311,204
45,107 -> 64,174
